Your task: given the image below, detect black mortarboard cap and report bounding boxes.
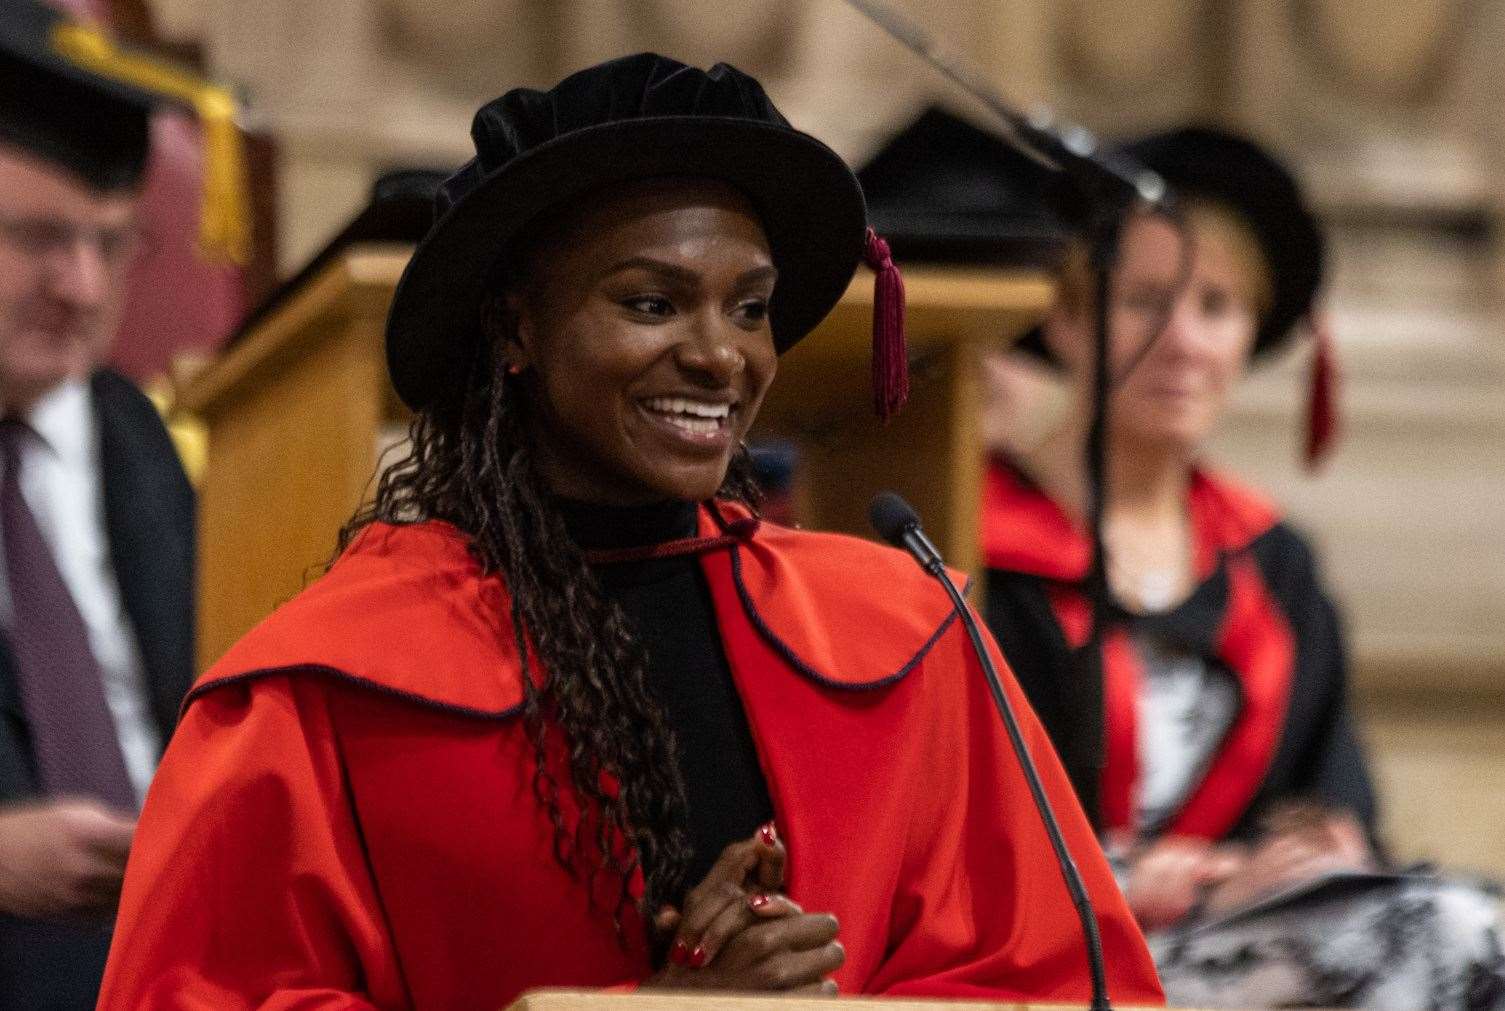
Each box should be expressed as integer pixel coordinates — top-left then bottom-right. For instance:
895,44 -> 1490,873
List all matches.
856,106 -> 1073,269
233,168 -> 452,342
0,0 -> 157,190
0,0 -> 249,262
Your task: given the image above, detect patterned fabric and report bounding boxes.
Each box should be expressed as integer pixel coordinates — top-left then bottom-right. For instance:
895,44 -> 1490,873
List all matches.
1132,631 -> 1239,833
1151,874 -> 1505,1010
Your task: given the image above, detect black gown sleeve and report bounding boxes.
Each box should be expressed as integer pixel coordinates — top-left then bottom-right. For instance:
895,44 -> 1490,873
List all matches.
983,569 -> 1104,824
1247,524 -> 1379,838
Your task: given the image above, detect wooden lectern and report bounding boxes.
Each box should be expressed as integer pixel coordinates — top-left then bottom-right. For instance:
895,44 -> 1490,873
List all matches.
507,991 -> 1137,1011
182,245 -> 1049,670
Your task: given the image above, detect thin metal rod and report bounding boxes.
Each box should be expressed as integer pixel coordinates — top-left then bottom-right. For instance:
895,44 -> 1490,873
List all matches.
934,569 -> 1112,1011
842,0 -> 1161,207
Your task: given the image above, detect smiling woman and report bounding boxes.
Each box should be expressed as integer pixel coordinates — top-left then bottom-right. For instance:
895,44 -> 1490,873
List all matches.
504,178 -> 778,505
97,54 -> 1163,1010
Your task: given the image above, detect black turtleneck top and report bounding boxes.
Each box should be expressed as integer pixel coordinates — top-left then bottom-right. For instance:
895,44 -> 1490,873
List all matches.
554,498 -> 775,897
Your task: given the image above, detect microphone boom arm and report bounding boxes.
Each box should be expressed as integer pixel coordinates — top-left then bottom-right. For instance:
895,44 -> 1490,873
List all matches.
842,0 -> 1164,209
930,564 -> 1111,1011
870,494 -> 1112,1011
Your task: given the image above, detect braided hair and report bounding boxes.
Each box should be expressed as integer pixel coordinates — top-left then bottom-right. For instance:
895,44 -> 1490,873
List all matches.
340,307 -> 762,939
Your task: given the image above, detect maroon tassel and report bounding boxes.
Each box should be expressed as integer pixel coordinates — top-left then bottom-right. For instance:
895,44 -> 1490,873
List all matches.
863,227 -> 908,420
1304,312 -> 1341,471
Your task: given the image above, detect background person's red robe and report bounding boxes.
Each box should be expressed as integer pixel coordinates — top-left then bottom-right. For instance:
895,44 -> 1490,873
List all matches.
99,509 -> 1163,1009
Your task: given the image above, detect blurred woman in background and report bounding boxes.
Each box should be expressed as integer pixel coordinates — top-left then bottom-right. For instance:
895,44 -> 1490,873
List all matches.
981,127 -> 1503,1009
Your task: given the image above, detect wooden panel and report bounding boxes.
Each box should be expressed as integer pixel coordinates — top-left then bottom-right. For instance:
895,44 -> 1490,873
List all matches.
1360,696 -> 1505,877
769,266 -> 1052,400
178,245 -> 408,416
196,316 -> 385,668
756,265 -> 1050,579
784,344 -> 984,579
189,249 -> 402,670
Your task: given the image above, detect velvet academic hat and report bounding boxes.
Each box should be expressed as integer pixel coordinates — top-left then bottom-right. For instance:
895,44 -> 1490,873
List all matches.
385,53 -> 905,417
0,0 -> 249,262
1120,127 -> 1324,362
1127,128 -> 1337,466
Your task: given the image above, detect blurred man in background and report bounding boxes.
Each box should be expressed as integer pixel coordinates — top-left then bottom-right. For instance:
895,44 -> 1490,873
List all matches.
0,2 -> 194,1007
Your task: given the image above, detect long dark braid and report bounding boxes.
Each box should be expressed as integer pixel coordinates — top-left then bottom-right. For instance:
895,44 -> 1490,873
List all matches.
340,336 -> 762,938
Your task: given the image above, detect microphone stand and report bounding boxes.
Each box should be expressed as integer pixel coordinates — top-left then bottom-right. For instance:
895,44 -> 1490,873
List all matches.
1074,210 -> 1121,826
838,6 -> 1208,1006
842,0 -> 1165,210
871,496 -> 1110,1011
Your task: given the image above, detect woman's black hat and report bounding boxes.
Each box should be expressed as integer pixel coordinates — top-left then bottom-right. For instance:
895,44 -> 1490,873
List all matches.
1016,125 -> 1325,363
386,53 -> 870,413
1122,126 -> 1324,359
1014,126 -> 1340,467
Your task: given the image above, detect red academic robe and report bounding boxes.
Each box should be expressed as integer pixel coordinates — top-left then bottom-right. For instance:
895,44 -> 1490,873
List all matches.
99,507 -> 1163,1009
982,457 -> 1377,841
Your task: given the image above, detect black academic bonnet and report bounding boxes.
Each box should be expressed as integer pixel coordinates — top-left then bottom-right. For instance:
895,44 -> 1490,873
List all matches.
0,0 -> 157,190
232,169 -> 450,342
1123,127 -> 1324,359
0,1 -> 248,262
1016,126 -> 1325,364
857,106 -> 1071,268
385,53 -> 870,414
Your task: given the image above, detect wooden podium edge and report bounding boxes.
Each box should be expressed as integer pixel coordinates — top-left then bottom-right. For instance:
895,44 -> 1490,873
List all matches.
507,989 -> 1163,1011
178,243 -> 411,417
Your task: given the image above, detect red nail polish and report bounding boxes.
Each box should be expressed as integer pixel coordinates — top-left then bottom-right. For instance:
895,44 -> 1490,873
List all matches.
759,822 -> 777,846
749,892 -> 771,909
668,940 -> 689,966
690,945 -> 708,968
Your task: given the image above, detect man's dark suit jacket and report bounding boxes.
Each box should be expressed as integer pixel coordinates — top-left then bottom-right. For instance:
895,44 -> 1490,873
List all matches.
0,368 -> 195,1011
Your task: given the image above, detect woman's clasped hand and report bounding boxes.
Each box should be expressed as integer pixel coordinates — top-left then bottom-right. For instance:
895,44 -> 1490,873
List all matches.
1120,805 -> 1379,932
647,823 -> 843,994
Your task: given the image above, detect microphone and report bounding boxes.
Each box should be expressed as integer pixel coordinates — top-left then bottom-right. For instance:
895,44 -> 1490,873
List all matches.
868,492 -> 1112,1011
869,493 -> 945,576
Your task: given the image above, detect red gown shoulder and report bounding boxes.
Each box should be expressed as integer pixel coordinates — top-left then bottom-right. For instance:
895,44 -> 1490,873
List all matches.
191,520 -> 529,714
982,456 -> 1282,578
192,507 -> 970,710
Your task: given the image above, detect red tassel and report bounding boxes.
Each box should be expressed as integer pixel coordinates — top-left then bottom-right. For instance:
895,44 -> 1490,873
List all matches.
1304,311 -> 1341,471
863,227 -> 908,420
